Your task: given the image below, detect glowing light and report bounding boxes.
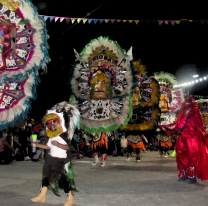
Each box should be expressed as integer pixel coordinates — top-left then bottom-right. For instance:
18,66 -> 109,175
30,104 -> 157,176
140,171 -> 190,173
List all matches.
200,78 -> 203,81
193,75 -> 199,78
191,81 -> 194,84
196,80 -> 198,83
204,77 -> 207,80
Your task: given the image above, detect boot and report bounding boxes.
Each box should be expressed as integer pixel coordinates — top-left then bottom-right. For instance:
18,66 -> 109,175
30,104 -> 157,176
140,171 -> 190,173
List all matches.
31,186 -> 48,203
126,153 -> 132,161
178,169 -> 188,181
64,191 -> 74,206
100,154 -> 107,167
187,167 -> 197,184
92,154 -> 99,166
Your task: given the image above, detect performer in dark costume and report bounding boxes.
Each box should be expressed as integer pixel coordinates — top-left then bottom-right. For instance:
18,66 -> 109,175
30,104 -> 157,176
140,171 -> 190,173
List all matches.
31,102 -> 80,206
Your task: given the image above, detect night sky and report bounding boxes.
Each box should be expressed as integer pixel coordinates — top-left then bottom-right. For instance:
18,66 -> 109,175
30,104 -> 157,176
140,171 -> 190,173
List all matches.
30,0 -> 208,120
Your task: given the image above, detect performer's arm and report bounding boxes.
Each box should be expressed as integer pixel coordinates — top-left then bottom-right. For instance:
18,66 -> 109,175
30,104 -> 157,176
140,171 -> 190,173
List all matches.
51,140 -> 69,150
36,143 -> 50,150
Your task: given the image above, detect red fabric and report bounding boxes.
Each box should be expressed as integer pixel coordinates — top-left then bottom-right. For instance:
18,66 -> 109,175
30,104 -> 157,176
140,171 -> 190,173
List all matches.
175,101 -> 208,180
33,124 -> 43,133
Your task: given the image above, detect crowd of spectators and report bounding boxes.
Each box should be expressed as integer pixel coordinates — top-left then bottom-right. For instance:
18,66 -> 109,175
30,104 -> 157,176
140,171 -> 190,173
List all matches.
0,117 -> 177,165
0,117 -> 45,164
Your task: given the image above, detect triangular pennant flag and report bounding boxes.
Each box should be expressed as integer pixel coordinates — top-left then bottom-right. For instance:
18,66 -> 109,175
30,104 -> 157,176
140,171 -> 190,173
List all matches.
71,18 -> 76,24
200,20 -> 204,25
189,20 -> 193,22
170,20 -> 175,25
123,20 -> 127,22
99,19 -> 104,23
60,17 -> 65,22
175,20 -> 180,24
88,19 -> 92,24
49,17 -> 54,22
44,16 -> 49,21
135,20 -> 139,24
117,20 -> 121,22
55,17 -> 59,22
164,20 -> 169,25
129,20 -> 133,23
153,20 -> 157,23
158,20 -> 163,25
83,19 -> 88,24
77,19 -> 82,23
111,19 -> 115,23
146,20 -> 150,23
93,19 -> 98,24
105,19 -> 109,23
66,18 -> 71,24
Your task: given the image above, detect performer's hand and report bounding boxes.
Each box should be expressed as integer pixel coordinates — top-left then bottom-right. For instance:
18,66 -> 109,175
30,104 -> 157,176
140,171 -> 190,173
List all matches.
51,140 -> 59,147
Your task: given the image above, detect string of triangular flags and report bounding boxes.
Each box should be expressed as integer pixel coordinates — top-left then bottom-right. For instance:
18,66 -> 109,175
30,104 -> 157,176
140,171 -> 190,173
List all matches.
39,15 -> 208,25
193,95 -> 208,99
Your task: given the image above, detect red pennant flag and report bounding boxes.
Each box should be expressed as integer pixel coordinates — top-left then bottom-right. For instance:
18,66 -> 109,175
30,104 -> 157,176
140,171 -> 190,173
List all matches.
164,20 -> 169,25
170,20 -> 175,25
111,19 -> 115,23
117,20 -> 121,22
66,18 -> 71,24
105,19 -> 109,23
158,20 -> 163,25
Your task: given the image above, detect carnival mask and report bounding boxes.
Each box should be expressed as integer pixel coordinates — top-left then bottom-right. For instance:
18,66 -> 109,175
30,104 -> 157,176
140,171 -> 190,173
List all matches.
42,112 -> 66,138
91,70 -> 111,100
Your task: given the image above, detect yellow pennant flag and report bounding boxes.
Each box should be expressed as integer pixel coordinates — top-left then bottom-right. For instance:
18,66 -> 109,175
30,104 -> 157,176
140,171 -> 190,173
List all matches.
83,19 -> 87,24
175,20 -> 180,24
71,19 -> 76,24
135,20 -> 139,24
129,20 -> 133,23
189,20 -> 193,22
123,20 -> 127,23
77,19 -> 82,23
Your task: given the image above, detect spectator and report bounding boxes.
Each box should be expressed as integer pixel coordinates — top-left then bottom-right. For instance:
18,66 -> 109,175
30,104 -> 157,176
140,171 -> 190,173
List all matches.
0,131 -> 14,164
4,130 -> 16,163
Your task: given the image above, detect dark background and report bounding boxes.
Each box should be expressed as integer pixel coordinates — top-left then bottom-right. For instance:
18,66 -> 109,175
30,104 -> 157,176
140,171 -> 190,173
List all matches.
30,0 -> 208,120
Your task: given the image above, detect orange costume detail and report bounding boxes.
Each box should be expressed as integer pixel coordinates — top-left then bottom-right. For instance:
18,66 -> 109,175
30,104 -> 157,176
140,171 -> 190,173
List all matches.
91,133 -> 108,149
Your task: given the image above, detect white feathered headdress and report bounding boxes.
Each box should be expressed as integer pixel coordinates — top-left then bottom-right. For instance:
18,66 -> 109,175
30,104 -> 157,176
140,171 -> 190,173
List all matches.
44,101 -> 80,140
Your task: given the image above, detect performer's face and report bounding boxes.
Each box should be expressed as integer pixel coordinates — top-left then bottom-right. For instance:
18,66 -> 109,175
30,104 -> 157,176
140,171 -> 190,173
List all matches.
53,120 -> 61,130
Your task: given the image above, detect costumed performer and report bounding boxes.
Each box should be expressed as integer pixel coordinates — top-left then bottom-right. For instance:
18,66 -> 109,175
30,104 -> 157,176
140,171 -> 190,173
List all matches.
156,132 -> 172,158
31,101 -> 80,206
69,37 -> 137,167
175,96 -> 208,184
126,134 -> 148,162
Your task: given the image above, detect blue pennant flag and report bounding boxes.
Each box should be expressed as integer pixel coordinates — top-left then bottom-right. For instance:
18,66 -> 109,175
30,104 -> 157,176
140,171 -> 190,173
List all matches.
88,19 -> 92,24
200,20 -> 204,25
44,16 -> 49,21
49,17 -> 54,22
99,20 -> 104,24
94,19 -> 98,24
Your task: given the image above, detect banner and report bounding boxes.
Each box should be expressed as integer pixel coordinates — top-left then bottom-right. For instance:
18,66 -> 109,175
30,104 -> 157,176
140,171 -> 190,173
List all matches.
39,15 -> 207,25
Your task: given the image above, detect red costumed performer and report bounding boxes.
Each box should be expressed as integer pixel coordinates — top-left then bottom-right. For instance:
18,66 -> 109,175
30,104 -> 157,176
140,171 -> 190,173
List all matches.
175,96 -> 208,184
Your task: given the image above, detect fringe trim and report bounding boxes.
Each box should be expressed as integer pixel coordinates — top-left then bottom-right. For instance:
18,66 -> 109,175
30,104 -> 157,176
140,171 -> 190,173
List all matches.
160,141 -> 172,148
91,133 -> 108,149
187,167 -> 196,178
127,141 -> 145,150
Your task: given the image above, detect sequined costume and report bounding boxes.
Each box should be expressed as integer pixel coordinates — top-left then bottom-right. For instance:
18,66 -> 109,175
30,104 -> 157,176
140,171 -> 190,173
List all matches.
157,134 -> 172,158
175,96 -> 208,183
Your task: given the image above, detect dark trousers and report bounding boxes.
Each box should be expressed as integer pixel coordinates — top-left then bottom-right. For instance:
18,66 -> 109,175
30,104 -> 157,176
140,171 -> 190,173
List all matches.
127,145 -> 141,154
93,145 -> 107,155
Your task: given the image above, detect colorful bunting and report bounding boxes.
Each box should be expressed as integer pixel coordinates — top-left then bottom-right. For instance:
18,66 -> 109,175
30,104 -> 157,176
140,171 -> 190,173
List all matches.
83,19 -> 88,24
55,17 -> 59,22
77,19 -> 82,23
71,19 -> 76,24
39,16 -> 208,26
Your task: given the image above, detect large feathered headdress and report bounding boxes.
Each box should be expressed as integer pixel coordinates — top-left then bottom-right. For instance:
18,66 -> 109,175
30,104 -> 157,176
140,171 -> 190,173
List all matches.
42,101 -> 80,140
